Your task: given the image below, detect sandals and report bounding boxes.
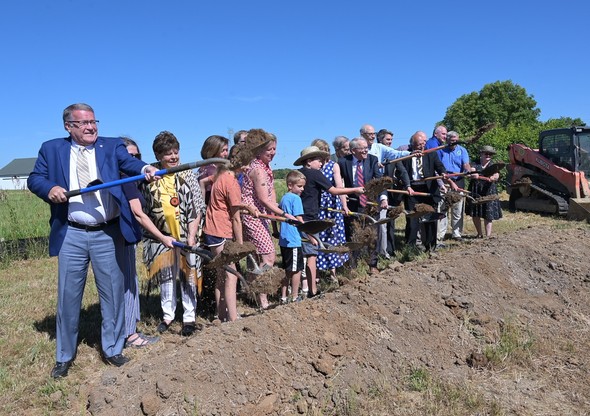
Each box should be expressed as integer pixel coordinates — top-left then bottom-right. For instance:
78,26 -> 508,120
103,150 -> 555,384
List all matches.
125,332 -> 159,349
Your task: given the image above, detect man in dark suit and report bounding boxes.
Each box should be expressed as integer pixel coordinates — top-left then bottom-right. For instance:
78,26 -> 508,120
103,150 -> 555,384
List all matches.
384,159 -> 412,255
338,137 -> 387,274
28,103 -> 159,378
402,131 -> 457,252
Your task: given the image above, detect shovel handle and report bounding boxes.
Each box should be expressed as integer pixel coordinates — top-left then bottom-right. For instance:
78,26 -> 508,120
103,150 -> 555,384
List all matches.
64,157 -> 228,198
387,189 -> 434,197
172,241 -> 214,262
323,207 -> 362,216
383,146 -> 445,165
255,212 -> 301,226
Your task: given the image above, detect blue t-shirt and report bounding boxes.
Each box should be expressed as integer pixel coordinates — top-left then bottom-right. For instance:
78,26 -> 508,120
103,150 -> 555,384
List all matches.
437,145 -> 469,178
279,192 -> 304,248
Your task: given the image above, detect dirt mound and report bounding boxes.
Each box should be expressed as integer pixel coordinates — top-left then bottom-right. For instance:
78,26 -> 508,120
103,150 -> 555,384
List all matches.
79,226 -> 590,415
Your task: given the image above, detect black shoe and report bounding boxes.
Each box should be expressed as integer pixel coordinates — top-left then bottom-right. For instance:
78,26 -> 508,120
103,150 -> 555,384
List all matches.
103,354 -> 130,367
307,290 -> 323,299
51,360 -> 73,378
156,321 -> 171,333
181,323 -> 196,337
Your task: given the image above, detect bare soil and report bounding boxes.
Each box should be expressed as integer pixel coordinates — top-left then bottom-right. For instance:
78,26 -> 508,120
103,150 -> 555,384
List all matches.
59,225 -> 590,415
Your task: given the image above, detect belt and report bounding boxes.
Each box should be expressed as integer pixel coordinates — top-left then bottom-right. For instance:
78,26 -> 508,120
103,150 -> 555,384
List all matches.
68,217 -> 119,231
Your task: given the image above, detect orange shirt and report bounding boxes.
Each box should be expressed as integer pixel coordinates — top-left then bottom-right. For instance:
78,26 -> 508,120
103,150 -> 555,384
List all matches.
203,171 -> 241,238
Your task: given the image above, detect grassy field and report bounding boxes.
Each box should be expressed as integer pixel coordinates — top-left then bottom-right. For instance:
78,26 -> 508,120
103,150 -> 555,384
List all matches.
0,190 -> 50,240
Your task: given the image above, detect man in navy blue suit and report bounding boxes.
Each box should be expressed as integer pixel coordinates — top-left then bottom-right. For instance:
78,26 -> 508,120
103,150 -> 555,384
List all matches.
338,137 -> 387,274
28,103 -> 159,378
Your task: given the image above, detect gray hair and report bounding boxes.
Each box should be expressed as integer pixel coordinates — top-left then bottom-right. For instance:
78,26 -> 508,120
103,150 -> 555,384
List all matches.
447,130 -> 459,139
433,125 -> 447,136
63,103 -> 94,122
332,136 -> 349,150
359,124 -> 374,134
350,137 -> 367,150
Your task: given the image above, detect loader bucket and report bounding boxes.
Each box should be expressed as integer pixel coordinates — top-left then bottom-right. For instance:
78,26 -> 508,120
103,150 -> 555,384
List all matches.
567,198 -> 590,222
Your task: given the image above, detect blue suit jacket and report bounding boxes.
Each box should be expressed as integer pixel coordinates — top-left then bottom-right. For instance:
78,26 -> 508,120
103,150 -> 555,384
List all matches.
338,154 -> 382,212
28,136 -> 148,256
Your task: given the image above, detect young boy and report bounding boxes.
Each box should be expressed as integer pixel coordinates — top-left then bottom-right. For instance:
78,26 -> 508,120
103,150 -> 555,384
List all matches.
293,146 -> 365,298
279,171 -> 306,304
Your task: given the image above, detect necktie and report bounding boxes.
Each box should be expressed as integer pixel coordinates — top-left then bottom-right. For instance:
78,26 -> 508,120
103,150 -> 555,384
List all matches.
356,160 -> 367,207
77,147 -> 91,188
416,156 -> 424,178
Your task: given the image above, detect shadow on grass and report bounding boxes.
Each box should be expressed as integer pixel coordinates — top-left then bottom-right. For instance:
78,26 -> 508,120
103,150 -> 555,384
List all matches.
33,302 -> 103,351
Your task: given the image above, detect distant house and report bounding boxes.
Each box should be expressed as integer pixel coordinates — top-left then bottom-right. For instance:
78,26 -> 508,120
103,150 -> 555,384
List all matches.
0,158 -> 37,190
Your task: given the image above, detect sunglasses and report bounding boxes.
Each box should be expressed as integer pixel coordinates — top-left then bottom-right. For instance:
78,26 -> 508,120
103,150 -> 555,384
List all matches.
130,153 -> 142,159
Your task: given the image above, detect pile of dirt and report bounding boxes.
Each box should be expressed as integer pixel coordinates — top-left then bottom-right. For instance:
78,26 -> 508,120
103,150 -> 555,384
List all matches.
77,225 -> 590,415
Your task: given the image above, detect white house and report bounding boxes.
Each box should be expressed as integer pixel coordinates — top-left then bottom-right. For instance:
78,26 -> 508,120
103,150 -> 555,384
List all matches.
0,158 -> 37,190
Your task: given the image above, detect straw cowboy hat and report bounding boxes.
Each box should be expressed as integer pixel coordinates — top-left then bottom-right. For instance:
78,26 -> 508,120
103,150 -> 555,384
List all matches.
480,145 -> 497,155
245,128 -> 276,154
293,146 -> 330,166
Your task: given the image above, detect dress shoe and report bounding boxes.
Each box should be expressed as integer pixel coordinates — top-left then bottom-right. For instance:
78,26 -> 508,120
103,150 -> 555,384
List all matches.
156,321 -> 171,333
181,323 -> 197,337
51,360 -> 73,378
103,354 -> 130,367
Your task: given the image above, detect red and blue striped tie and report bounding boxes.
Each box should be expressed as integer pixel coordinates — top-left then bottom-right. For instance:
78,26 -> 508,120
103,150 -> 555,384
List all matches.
357,160 -> 367,207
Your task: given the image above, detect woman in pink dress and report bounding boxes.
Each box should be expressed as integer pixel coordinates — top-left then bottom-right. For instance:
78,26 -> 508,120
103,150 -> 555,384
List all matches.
241,129 -> 297,308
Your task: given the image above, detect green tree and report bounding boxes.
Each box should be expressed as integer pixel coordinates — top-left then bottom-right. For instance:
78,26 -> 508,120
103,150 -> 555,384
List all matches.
542,117 -> 586,130
441,80 -> 541,136
273,168 -> 291,180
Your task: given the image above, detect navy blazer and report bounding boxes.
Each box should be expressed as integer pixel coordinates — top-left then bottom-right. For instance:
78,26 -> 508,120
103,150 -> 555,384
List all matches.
338,154 -> 382,212
28,136 -> 147,256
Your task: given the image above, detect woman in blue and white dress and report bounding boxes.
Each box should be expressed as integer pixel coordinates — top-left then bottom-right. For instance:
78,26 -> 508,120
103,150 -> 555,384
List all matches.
312,139 -> 349,280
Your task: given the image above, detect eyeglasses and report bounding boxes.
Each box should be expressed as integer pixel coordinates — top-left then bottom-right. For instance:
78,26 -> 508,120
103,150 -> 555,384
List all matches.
130,153 -> 142,159
67,120 -> 99,128
354,147 -> 369,152
482,152 -> 493,156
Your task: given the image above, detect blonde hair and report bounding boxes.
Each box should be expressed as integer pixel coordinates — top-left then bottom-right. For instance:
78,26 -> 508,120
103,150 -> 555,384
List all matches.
286,170 -> 306,185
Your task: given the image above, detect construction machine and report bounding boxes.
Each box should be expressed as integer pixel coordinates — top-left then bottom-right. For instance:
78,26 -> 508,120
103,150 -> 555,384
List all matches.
507,126 -> 590,221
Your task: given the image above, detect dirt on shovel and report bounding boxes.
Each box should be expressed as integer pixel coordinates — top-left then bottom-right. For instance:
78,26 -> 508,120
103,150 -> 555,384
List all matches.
246,265 -> 284,296
406,203 -> 435,218
205,241 -> 256,269
471,194 -> 500,204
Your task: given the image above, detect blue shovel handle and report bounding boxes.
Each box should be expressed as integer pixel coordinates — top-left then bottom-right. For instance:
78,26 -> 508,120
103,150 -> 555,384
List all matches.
64,157 -> 227,198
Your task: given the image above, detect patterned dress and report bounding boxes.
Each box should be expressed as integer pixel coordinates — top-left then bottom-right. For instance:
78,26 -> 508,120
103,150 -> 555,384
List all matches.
465,162 -> 503,221
140,168 -> 205,287
317,160 -> 349,269
241,158 -> 275,255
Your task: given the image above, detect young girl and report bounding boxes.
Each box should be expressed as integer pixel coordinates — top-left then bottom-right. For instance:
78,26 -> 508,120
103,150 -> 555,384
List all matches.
202,146 -> 258,322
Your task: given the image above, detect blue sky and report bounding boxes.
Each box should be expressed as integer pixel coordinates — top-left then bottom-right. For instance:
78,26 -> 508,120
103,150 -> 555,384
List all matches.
1,1 -> 588,171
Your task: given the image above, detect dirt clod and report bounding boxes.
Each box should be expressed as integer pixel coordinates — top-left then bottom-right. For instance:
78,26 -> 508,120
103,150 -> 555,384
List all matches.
247,266 -> 284,295
206,241 -> 256,268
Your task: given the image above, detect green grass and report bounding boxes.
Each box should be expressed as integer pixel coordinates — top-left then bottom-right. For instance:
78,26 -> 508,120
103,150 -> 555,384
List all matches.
0,190 -> 50,240
484,318 -> 535,368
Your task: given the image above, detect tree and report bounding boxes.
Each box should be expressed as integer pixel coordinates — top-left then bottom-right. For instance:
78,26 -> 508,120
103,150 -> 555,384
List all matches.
441,80 -> 541,137
542,117 -> 586,130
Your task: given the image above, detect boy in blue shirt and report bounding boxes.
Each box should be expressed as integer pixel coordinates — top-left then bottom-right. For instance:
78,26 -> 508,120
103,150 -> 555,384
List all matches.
279,171 -> 306,303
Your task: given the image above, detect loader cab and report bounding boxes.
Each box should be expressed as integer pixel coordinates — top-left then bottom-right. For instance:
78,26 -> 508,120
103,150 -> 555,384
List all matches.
539,127 -> 590,177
